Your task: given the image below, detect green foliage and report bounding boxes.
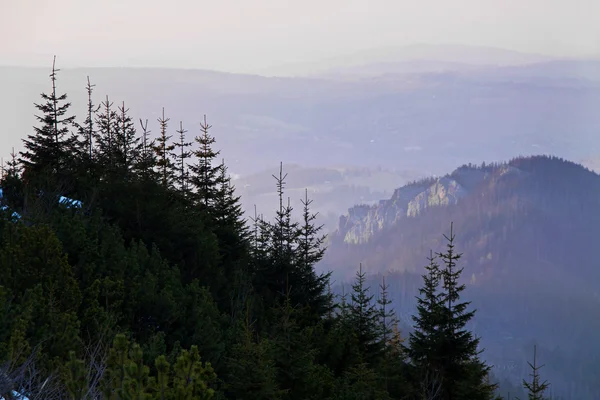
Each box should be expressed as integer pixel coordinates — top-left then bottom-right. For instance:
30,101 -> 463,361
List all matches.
20,56 -> 78,182
0,64 -> 548,400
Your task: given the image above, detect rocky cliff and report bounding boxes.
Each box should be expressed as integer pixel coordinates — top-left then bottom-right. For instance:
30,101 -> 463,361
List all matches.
336,163 -> 525,244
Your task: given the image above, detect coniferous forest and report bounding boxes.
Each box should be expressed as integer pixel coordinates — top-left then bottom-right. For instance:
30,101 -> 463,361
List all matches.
0,62 -> 552,399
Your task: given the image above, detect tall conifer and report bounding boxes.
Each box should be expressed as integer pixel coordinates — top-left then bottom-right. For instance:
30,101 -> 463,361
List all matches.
20,56 -> 77,180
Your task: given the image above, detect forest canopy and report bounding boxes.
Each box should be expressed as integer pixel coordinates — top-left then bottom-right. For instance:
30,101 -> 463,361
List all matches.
0,60 -> 545,400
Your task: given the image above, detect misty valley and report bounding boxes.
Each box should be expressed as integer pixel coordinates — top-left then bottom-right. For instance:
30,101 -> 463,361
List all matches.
1,44 -> 600,400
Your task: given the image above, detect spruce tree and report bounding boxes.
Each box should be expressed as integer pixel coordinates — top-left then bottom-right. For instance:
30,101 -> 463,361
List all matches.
114,101 -> 141,175
94,95 -> 119,172
519,345 -> 550,400
225,312 -> 283,400
133,119 -> 157,181
173,122 -> 193,194
377,276 -> 398,351
295,188 -> 332,320
20,56 -> 77,181
189,115 -> 222,208
153,108 -> 175,187
77,76 -> 99,162
376,276 -> 402,394
404,251 -> 445,397
212,160 -> 248,237
349,264 -> 384,366
253,163 -> 299,314
436,223 -> 496,400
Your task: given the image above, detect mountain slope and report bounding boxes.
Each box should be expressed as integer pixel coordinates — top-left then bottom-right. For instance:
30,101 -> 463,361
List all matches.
322,155 -> 600,398
326,155 -> 600,286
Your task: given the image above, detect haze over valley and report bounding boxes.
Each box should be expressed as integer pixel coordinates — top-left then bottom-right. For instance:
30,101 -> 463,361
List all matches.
2,1 -> 600,399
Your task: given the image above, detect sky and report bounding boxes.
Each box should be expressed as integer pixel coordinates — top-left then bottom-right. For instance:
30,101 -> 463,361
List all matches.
1,0 -> 600,73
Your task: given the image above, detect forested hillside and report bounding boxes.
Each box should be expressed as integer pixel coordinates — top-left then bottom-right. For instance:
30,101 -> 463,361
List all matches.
0,63 -> 559,399
323,156 -> 600,398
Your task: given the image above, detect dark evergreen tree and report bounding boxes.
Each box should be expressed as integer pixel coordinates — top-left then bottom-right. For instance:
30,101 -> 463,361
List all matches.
133,119 -> 157,181
519,345 -> 550,400
225,312 -> 283,400
404,251 -> 445,397
94,95 -> 119,172
0,148 -> 23,210
189,115 -> 222,208
114,101 -> 141,175
349,264 -> 385,367
377,276 -> 397,351
269,287 -> 333,400
376,275 -> 403,394
295,188 -> 332,320
20,56 -> 78,182
436,223 -> 497,400
173,121 -> 192,194
78,76 -> 99,163
153,108 -> 175,187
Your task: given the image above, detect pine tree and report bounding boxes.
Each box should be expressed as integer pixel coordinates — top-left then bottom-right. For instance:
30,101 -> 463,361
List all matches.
65,350 -> 89,400
20,56 -> 78,180
153,108 -> 175,187
170,345 -> 217,400
519,345 -> 549,400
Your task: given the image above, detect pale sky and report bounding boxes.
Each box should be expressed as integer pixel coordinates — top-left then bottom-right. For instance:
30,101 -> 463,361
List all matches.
1,0 -> 599,73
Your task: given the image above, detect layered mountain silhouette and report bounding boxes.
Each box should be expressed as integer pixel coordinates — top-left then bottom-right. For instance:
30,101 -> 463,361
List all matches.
322,155 -> 600,399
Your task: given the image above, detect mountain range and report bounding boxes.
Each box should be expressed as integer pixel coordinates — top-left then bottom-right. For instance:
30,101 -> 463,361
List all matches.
2,44 -> 600,181
321,155 -> 600,398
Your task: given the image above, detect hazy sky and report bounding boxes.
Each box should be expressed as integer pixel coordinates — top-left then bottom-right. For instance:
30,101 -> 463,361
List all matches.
1,0 -> 599,73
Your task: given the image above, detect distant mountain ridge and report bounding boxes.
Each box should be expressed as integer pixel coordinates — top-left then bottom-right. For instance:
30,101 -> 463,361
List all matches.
336,162 -> 527,245
259,43 -> 558,77
325,155 -> 600,288
322,155 -> 600,399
